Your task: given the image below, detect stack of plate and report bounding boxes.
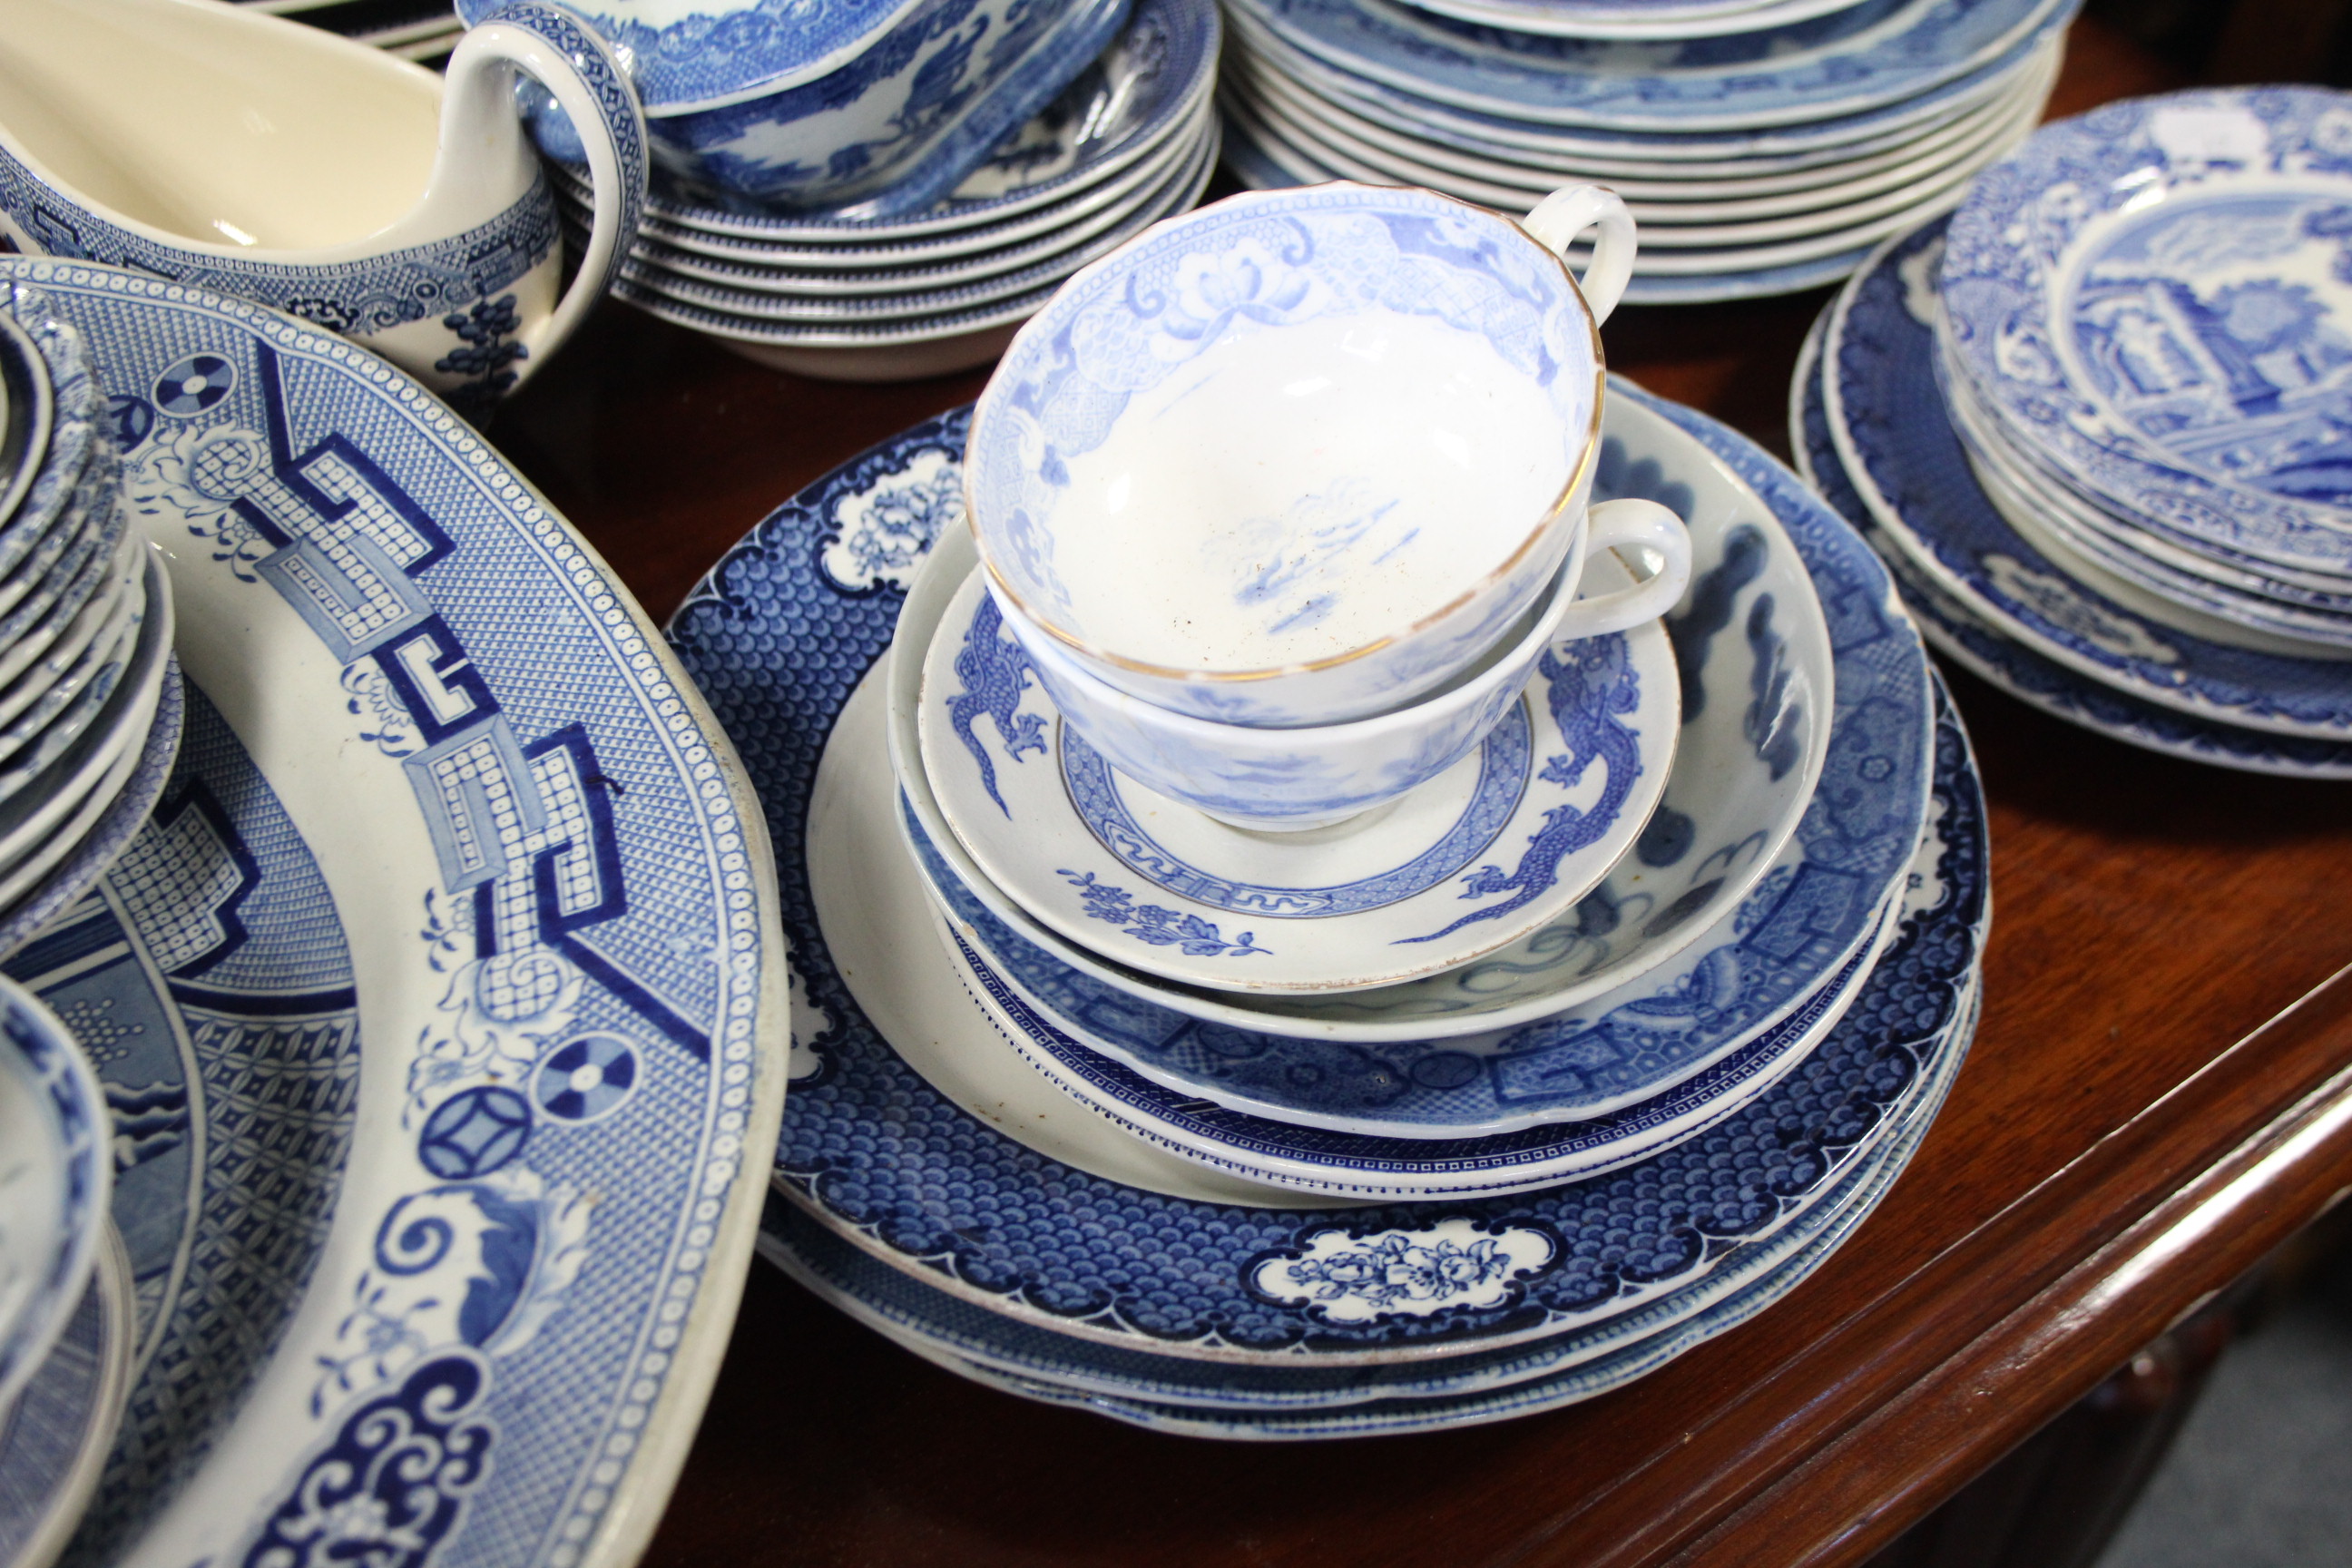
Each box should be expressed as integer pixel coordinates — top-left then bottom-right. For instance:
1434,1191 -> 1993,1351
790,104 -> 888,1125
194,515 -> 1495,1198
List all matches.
669,372 -> 1992,1435
554,0 -> 1221,382
1800,87 -> 2352,779
0,284 -> 179,958
1216,0 -> 2077,304
230,0 -> 462,65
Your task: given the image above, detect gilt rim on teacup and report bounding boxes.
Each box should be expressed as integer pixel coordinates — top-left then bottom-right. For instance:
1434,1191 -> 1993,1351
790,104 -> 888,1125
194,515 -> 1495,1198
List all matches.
966,181 -> 1610,698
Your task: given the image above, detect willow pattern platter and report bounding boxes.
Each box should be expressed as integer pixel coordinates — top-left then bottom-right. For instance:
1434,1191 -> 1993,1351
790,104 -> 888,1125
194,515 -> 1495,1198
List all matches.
0,258 -> 789,1568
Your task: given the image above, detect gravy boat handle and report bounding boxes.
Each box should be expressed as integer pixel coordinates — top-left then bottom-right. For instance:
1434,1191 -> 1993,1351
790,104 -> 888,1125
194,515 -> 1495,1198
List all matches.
444,4 -> 646,365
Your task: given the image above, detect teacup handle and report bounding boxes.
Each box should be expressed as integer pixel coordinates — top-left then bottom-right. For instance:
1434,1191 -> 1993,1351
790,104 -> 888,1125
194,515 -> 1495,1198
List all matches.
1523,185 -> 1637,326
445,4 -> 646,363
1555,498 -> 1692,640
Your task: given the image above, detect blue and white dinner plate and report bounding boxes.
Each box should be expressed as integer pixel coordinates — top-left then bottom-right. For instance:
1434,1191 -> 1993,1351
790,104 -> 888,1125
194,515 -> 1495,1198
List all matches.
899,381 -> 1928,1144
764,916 -> 1975,1419
0,258 -> 789,1568
1940,88 -> 2352,581
0,312 -> 54,535
0,1229 -> 131,1568
1827,218 -> 2352,744
1226,0 -> 2073,132
1795,308 -> 2352,778
1405,0 -> 1871,42
0,975 -> 109,1422
667,386 -> 1970,1367
901,991 -> 1977,1436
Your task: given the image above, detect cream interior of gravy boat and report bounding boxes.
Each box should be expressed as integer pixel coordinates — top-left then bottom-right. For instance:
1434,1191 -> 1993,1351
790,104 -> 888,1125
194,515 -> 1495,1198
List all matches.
0,0 -> 455,253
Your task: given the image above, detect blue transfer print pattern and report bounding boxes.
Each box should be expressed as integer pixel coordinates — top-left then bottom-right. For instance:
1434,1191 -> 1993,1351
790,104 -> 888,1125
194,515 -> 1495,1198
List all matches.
1244,1220 -> 1558,1326
1057,869 -> 1271,957
1405,634 -> 1641,945
946,593 -> 1047,817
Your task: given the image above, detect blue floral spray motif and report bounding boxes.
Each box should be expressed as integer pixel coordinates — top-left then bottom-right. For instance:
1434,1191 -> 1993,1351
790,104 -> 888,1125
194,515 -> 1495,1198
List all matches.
1285,1233 -> 1519,1310
1403,632 -> 1642,946
946,594 -> 1046,816
1058,869 -> 1271,957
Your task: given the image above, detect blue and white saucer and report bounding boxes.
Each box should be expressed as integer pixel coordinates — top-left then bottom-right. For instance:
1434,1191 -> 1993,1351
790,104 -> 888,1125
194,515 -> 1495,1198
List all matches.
0,259 -> 789,1568
668,395 -> 1978,1367
1226,0 -> 2070,132
919,564 -> 1680,997
1795,309 -> 2352,778
1826,217 -> 2352,744
0,975 -> 108,1423
898,382 -> 1929,1144
0,1227 -> 131,1568
1940,88 -> 2352,580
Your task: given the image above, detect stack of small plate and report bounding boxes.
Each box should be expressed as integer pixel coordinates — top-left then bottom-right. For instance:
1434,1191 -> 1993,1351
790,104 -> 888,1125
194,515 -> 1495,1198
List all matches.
669,370 -> 1991,1435
0,283 -> 179,957
1216,0 -> 2077,303
1800,87 -> 2352,778
230,0 -> 462,66
551,0 -> 1221,382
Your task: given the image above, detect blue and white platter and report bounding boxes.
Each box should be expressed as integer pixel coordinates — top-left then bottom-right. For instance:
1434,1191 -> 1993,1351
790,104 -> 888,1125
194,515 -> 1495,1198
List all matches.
1939,87 -> 2352,580
0,976 -> 109,1420
1826,218 -> 2352,744
665,383 -> 1975,1366
0,258 -> 790,1568
1224,0 -> 2073,132
1795,307 -> 2352,778
0,1230 -> 131,1568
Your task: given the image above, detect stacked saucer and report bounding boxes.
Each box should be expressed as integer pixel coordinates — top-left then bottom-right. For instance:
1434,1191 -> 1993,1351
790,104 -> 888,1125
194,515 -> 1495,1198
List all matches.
1800,88 -> 2352,777
550,0 -> 1221,382
1216,0 -> 2076,303
672,364 -> 1988,1427
0,284 -> 180,956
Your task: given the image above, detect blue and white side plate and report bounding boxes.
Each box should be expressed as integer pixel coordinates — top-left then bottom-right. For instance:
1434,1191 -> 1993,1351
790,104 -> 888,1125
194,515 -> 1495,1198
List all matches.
1827,217 -> 2352,743
0,1228 -> 132,1568
667,390 -> 1975,1367
0,258 -> 789,1568
1227,0 -> 2072,132
1940,87 -> 2352,579
1795,307 -> 2352,778
0,976 -> 108,1420
918,564 -> 1679,997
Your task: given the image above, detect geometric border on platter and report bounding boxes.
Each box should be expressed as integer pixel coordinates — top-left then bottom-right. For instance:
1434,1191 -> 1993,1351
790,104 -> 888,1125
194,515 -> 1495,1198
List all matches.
1230,0 -> 2073,131
0,257 -> 783,1568
663,389 -> 1966,1365
1826,216 -> 2352,741
756,677 -> 1984,1410
1793,305 -> 2352,779
1939,86 -> 2352,577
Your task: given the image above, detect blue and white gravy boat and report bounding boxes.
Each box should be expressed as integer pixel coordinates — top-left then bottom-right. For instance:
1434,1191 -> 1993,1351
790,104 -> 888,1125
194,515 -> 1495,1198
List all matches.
0,0 -> 644,415
965,180 -> 1679,727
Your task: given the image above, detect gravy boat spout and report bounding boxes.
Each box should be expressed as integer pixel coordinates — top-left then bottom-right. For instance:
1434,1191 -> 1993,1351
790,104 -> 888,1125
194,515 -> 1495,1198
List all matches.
0,0 -> 643,414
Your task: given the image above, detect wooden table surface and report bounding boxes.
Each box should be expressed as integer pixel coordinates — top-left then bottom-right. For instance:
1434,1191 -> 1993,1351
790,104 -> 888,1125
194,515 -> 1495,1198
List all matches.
490,20 -> 2352,1567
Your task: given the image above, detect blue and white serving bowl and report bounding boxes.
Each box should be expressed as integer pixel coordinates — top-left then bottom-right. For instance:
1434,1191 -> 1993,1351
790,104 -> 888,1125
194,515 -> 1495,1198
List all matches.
469,0 -> 1133,215
0,975 -> 109,1422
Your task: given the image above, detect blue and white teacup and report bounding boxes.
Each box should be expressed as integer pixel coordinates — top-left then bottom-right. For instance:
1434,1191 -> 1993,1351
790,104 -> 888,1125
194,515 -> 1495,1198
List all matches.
1006,497 -> 1688,830
965,180 -> 1682,728
0,0 -> 644,416
466,0 -> 1132,217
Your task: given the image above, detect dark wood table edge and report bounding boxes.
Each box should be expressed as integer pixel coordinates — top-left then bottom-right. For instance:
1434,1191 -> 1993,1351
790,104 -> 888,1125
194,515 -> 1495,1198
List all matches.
1489,959 -> 2352,1568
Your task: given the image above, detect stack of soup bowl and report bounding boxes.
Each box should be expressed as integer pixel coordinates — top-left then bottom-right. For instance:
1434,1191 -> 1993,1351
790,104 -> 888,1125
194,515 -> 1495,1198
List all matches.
1215,0 -> 2077,304
1798,87 -> 2352,779
668,181 -> 1993,1434
468,0 -> 1222,380
0,283 -> 179,958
